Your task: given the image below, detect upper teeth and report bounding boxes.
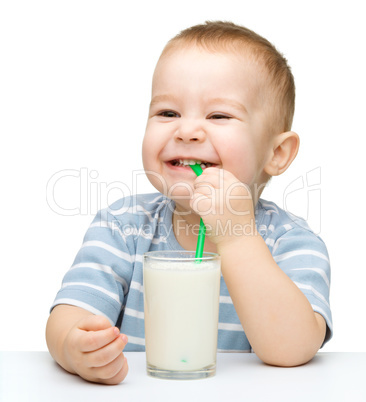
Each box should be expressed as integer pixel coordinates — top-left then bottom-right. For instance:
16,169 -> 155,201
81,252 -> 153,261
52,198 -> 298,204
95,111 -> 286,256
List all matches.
176,159 -> 213,168
180,159 -> 202,165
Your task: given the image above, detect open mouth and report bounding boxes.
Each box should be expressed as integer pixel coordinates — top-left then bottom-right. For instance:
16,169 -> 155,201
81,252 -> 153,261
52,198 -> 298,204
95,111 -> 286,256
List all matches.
169,159 -> 215,169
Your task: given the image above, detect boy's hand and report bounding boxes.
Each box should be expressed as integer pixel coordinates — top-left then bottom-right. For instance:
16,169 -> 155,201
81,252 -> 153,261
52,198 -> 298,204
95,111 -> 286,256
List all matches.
190,167 -> 256,245
63,314 -> 129,385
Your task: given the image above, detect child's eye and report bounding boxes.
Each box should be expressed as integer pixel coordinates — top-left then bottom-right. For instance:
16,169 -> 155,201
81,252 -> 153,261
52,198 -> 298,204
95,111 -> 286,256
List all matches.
209,114 -> 231,120
158,111 -> 180,118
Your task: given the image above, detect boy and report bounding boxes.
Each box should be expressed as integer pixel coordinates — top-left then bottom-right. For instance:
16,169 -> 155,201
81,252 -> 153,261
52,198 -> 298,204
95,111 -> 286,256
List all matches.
46,21 -> 332,384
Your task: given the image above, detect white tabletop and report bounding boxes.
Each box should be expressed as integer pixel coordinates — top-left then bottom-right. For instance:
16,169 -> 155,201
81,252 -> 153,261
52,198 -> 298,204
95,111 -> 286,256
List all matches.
1,352 -> 365,402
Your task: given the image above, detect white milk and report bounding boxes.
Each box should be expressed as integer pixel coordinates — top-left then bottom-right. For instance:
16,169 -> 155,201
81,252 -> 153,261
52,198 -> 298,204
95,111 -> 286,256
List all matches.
143,259 -> 220,372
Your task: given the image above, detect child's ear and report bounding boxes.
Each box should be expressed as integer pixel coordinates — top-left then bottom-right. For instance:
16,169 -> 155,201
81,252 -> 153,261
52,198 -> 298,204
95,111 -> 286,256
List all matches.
264,131 -> 300,176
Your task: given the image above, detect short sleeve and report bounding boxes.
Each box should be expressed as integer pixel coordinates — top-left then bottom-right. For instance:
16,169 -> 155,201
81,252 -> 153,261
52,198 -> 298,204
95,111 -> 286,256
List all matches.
51,207 -> 134,325
271,227 -> 333,346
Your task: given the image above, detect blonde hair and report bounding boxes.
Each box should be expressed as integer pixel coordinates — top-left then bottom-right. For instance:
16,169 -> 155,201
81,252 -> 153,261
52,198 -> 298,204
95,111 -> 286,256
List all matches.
161,21 -> 295,133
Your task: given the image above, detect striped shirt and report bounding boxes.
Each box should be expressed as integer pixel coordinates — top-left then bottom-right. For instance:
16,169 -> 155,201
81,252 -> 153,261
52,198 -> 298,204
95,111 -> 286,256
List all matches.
52,193 -> 333,351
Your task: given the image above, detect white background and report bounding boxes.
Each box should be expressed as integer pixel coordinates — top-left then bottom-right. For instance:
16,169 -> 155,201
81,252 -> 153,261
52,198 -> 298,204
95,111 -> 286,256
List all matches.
1,0 -> 364,352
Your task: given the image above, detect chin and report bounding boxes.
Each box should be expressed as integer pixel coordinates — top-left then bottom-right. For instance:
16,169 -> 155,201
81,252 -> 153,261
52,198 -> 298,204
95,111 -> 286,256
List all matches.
164,186 -> 194,212
145,173 -> 192,202
165,186 -> 193,212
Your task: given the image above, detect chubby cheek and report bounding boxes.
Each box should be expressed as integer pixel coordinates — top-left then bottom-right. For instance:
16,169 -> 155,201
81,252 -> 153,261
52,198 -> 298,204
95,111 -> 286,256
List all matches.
145,170 -> 194,211
142,129 -> 161,171
141,138 -> 152,172
145,162 -> 194,202
220,140 -> 258,185
141,135 -> 160,187
142,132 -> 193,202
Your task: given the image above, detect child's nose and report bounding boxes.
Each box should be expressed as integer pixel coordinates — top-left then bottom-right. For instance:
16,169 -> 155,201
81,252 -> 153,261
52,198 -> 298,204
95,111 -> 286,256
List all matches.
174,120 -> 206,143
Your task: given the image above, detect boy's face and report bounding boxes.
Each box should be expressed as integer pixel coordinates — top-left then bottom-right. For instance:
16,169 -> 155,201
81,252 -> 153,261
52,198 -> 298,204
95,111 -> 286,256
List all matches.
142,45 -> 274,211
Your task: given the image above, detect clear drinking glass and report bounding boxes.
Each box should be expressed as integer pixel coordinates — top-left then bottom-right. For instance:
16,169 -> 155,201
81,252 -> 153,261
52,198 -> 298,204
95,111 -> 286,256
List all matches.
143,251 -> 221,380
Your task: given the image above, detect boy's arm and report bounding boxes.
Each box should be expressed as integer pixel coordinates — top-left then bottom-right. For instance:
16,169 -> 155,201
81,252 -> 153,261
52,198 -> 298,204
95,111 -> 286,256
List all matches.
46,304 -> 129,384
217,235 -> 326,366
191,168 -> 326,367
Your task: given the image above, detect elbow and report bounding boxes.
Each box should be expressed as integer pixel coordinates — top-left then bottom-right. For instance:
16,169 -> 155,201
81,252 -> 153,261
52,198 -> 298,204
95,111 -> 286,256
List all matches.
259,352 -> 315,368
255,343 -> 320,367
256,315 -> 327,367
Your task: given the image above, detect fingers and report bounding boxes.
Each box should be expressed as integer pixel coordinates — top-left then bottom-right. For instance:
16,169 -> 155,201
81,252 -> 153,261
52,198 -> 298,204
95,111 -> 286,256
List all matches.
78,314 -> 112,332
76,314 -> 122,353
85,334 -> 129,385
190,167 -> 253,222
190,168 -> 226,213
64,314 -> 130,384
190,168 -> 220,212
80,326 -> 122,353
86,334 -> 128,367
90,345 -> 127,377
97,355 -> 129,385
193,167 -> 222,190
193,168 -> 250,199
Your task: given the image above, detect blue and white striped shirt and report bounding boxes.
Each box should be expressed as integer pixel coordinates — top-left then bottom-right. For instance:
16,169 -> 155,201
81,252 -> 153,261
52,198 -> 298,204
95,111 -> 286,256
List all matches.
52,193 -> 333,351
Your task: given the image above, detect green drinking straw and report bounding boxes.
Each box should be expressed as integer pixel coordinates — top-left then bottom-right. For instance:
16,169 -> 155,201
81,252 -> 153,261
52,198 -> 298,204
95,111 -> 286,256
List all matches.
190,164 -> 206,262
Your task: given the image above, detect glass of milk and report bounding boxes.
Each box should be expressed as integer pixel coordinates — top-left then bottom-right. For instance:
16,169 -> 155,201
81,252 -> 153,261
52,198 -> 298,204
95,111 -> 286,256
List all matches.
143,250 -> 221,380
